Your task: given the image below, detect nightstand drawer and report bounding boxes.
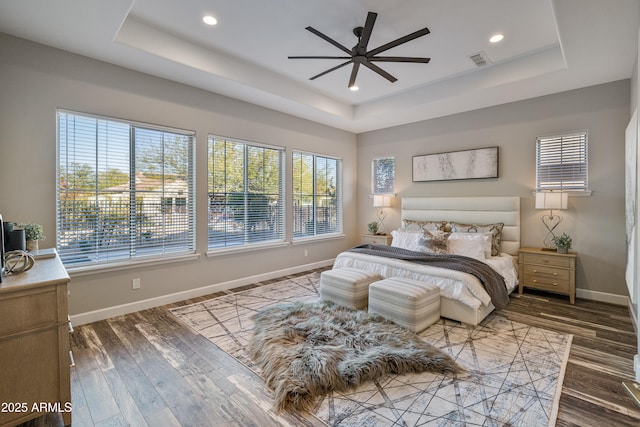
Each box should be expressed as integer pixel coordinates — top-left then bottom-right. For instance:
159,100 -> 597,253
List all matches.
523,264 -> 570,281
522,274 -> 570,293
362,234 -> 392,245
521,252 -> 571,268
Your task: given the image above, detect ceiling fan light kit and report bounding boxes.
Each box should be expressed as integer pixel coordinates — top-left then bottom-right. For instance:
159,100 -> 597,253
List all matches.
288,11 -> 431,89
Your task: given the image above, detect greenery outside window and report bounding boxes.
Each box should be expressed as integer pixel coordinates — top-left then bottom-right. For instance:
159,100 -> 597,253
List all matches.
293,151 -> 342,239
208,136 -> 285,249
536,131 -> 589,193
372,157 -> 395,195
56,110 -> 196,268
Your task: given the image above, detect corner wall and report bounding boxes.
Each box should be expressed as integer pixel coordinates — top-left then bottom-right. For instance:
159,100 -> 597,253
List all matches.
358,80 -> 630,299
0,34 -> 357,319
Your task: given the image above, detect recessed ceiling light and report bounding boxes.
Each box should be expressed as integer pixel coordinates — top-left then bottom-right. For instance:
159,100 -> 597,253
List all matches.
489,34 -> 504,43
349,85 -> 359,91
203,15 -> 218,26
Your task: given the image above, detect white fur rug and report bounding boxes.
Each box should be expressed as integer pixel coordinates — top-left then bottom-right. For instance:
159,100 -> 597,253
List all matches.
170,272 -> 572,426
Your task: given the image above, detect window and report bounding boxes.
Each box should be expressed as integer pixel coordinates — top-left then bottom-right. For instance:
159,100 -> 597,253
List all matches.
56,111 -> 195,267
372,156 -> 395,195
536,131 -> 589,192
208,136 -> 285,249
293,151 -> 342,239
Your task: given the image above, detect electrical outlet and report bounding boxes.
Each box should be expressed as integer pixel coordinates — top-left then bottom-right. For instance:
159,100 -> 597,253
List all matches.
132,278 -> 141,290
304,249 -> 308,257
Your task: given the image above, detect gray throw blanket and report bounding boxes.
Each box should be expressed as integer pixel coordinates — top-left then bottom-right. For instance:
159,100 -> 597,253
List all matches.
348,244 -> 510,310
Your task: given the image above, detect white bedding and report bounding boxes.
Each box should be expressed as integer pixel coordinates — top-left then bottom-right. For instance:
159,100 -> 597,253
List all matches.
333,251 -> 518,310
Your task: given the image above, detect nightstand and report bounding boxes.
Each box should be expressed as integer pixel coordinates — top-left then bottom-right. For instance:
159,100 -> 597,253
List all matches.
362,234 -> 392,245
518,247 -> 576,304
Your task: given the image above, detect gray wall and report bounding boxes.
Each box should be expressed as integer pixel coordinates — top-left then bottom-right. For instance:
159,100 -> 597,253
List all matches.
357,80 -> 630,298
0,34 -> 357,316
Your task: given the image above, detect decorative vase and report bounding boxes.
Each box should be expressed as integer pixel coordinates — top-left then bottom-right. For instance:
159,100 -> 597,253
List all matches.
26,239 -> 39,252
556,246 -> 568,254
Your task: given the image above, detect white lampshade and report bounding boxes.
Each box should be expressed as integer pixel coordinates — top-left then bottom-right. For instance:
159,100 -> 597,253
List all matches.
535,192 -> 568,210
373,194 -> 391,208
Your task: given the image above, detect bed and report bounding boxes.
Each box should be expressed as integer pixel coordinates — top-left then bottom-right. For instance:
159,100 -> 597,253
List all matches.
333,196 -> 521,325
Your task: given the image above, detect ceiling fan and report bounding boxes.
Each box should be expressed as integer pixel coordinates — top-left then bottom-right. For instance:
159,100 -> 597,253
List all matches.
288,11 -> 430,89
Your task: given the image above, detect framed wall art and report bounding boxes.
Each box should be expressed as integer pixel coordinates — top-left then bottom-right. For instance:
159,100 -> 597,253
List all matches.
412,146 -> 499,182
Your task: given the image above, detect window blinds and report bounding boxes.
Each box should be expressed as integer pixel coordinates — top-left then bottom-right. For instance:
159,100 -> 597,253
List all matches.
292,151 -> 343,239
56,111 -> 196,267
208,136 -> 285,249
372,157 -> 395,195
536,131 -> 588,192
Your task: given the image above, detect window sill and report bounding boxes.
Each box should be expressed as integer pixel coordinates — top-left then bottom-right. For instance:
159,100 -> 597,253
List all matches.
206,241 -> 290,257
67,252 -> 201,277
292,233 -> 346,245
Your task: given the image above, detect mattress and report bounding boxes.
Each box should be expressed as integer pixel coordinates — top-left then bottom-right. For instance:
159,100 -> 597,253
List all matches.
333,251 -> 518,311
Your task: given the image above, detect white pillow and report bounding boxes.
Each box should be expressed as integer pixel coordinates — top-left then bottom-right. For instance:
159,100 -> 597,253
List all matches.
391,229 -> 423,252
447,232 -> 491,259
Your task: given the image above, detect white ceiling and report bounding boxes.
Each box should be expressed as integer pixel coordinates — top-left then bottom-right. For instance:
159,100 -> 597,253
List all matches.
0,0 -> 638,133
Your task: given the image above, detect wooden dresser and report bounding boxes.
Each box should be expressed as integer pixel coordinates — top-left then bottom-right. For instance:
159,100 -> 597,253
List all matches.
518,247 -> 576,304
0,252 -> 72,426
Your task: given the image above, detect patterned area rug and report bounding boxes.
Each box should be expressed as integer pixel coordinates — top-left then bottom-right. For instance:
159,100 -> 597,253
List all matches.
170,272 -> 572,426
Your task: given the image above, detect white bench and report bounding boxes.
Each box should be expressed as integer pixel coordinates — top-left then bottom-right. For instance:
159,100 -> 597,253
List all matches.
319,268 -> 382,309
368,277 -> 440,333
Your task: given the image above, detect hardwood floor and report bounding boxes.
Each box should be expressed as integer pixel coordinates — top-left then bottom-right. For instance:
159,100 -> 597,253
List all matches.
18,270 -> 640,427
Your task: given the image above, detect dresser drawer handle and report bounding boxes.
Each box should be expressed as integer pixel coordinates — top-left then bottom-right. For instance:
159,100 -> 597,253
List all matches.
69,350 -> 76,368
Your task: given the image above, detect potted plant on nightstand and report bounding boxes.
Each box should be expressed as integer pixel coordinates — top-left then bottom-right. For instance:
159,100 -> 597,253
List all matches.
553,233 -> 572,254
367,221 -> 379,235
18,223 -> 45,252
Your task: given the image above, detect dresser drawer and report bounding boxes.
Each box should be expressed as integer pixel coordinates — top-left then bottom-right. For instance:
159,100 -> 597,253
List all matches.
521,252 -> 571,268
0,287 -> 59,336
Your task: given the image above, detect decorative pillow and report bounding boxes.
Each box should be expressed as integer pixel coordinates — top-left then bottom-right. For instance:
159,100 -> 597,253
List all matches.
419,230 -> 450,254
447,233 -> 490,259
391,229 -> 424,252
402,219 -> 446,232
450,222 -> 504,256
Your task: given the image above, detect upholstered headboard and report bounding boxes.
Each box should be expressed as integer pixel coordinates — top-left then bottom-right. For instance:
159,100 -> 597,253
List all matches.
401,196 -> 521,256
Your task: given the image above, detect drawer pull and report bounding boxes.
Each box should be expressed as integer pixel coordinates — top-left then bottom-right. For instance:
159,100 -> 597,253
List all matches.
69,350 -> 76,368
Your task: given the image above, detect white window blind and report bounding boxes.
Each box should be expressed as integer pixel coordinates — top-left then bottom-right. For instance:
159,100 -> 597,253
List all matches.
208,136 -> 285,249
293,151 -> 342,239
56,111 -> 196,267
536,131 -> 588,192
372,157 -> 395,194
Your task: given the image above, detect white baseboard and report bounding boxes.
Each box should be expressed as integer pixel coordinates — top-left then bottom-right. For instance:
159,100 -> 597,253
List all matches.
71,259 -> 334,326
576,288 -> 630,306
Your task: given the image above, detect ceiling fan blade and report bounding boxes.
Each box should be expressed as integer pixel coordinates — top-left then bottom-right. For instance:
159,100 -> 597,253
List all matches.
348,63 -> 360,88
288,56 -> 352,60
366,27 -> 430,57
362,61 -> 397,83
369,56 -> 431,63
356,12 -> 377,55
305,26 -> 353,55
309,60 -> 353,80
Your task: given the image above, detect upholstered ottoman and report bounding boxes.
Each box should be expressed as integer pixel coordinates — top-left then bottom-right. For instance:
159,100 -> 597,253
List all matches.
319,268 -> 382,309
368,277 -> 441,333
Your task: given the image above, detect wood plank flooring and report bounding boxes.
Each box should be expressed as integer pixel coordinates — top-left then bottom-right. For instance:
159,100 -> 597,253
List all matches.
18,269 -> 640,426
